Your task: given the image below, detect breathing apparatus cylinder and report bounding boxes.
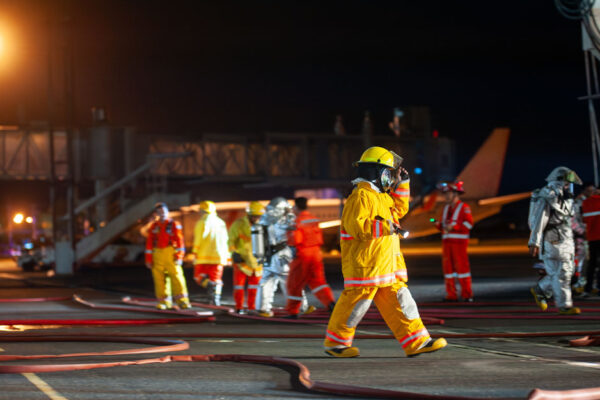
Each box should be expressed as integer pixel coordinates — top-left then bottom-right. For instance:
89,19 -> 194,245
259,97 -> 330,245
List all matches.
251,223 -> 267,263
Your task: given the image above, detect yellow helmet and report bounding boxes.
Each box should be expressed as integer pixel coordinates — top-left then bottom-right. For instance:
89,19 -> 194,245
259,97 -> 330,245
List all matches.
198,200 -> 216,214
354,146 -> 397,169
246,201 -> 265,216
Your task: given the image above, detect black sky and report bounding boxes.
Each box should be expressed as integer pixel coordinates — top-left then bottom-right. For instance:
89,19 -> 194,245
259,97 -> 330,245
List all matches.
0,0 -> 592,193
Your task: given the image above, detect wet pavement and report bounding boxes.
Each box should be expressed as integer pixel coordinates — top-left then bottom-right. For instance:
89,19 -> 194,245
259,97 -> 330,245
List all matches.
0,254 -> 599,400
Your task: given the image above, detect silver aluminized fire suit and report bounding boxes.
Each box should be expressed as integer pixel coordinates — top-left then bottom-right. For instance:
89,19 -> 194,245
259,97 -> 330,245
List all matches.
257,197 -> 307,314
529,167 -> 581,309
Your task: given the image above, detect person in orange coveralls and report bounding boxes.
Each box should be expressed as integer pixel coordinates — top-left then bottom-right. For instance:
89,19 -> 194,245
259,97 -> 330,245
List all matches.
285,197 -> 336,318
434,181 -> 474,302
145,202 -> 191,310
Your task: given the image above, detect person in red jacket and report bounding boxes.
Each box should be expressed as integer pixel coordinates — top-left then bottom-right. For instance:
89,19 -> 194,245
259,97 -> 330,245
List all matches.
434,181 -> 474,302
285,197 -> 336,318
145,202 -> 191,310
582,184 -> 600,296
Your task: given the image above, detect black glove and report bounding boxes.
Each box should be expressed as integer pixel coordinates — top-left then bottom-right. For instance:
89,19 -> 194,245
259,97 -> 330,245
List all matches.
232,252 -> 244,264
399,167 -> 410,181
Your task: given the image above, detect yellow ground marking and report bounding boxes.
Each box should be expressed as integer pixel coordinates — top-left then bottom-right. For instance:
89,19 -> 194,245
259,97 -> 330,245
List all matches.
22,373 -> 68,400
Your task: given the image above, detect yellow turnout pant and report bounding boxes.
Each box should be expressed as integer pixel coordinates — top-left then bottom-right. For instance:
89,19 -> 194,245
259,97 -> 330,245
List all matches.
151,247 -> 189,304
324,282 -> 430,355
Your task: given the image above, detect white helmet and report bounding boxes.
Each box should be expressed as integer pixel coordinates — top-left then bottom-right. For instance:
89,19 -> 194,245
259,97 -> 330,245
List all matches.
545,166 -> 582,185
262,197 -> 291,224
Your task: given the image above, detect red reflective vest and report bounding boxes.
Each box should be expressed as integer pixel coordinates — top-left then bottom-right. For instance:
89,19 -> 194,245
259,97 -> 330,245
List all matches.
290,210 -> 323,250
582,194 -> 600,241
145,218 -> 185,264
436,201 -> 473,242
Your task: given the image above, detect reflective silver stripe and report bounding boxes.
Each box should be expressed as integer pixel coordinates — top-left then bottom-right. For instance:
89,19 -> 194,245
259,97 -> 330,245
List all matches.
301,219 -> 320,224
326,330 -> 352,345
176,248 -> 185,252
395,269 -> 408,279
344,273 -> 396,287
444,273 -> 457,279
399,328 -> 429,348
287,295 -> 304,301
583,210 -> 600,217
442,233 -> 469,239
442,204 -> 449,226
451,202 -> 464,223
373,220 -> 382,238
462,221 -> 472,229
247,285 -> 260,289
233,285 -> 245,290
312,284 -> 329,294
457,272 -> 471,278
145,250 -> 153,254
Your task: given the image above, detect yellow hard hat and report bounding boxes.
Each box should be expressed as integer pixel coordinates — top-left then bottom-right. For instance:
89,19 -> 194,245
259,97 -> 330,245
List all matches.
246,201 -> 265,216
354,146 -> 397,169
198,200 -> 216,214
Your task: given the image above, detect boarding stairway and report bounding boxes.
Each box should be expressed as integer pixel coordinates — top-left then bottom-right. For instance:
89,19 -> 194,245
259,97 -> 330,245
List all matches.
56,155 -> 191,274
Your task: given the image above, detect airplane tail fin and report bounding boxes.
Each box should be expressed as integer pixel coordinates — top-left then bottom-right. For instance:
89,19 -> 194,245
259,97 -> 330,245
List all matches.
456,128 -> 510,199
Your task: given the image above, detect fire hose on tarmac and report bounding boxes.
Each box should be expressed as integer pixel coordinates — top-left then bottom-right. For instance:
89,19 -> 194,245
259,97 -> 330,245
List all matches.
1,297 -> 600,399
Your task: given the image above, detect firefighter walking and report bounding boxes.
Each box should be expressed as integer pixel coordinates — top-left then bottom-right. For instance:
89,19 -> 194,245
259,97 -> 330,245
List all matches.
145,202 -> 191,310
324,146 -> 446,358
192,200 -> 230,306
228,201 -> 265,314
435,181 -> 474,302
286,197 -> 335,318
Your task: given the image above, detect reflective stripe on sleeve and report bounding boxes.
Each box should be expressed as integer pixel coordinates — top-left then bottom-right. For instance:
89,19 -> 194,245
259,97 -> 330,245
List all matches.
583,210 -> 600,217
462,221 -> 472,229
399,328 -> 430,348
326,330 -> 353,346
391,188 -> 410,198
287,295 -> 304,301
340,229 -> 354,240
233,285 -> 245,290
457,272 -> 471,278
344,273 -> 396,288
176,247 -> 185,253
395,269 -> 408,280
300,218 -> 320,224
444,273 -> 457,279
247,285 -> 260,289
145,250 -> 153,254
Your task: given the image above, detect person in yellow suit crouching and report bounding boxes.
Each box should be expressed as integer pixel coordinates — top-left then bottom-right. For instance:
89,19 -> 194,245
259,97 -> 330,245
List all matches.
324,146 -> 447,358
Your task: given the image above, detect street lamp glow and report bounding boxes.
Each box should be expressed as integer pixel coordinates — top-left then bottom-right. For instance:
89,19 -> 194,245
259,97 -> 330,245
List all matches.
13,213 -> 24,224
25,216 -> 33,224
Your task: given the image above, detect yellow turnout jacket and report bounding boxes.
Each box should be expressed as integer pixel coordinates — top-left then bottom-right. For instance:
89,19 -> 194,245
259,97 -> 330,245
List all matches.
339,178 -> 410,288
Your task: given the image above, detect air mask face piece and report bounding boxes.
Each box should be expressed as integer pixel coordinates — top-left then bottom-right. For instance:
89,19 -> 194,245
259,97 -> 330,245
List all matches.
380,168 -> 394,192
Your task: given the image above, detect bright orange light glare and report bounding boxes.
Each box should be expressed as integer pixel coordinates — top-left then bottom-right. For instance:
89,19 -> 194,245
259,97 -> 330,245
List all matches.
25,216 -> 33,223
13,213 -> 24,224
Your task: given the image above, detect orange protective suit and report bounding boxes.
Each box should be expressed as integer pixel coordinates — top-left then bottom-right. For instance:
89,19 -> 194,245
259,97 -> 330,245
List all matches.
436,201 -> 473,301
286,210 -> 335,315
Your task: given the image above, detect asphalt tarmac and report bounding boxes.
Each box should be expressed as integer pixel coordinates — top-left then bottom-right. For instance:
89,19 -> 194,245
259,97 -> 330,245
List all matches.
0,253 -> 599,400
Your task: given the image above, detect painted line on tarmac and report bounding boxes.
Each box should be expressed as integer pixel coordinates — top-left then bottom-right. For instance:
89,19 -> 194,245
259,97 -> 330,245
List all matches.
22,373 -> 68,400
451,340 -> 600,370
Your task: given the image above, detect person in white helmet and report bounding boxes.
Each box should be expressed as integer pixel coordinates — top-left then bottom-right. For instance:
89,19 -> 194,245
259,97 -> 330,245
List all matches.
529,166 -> 582,315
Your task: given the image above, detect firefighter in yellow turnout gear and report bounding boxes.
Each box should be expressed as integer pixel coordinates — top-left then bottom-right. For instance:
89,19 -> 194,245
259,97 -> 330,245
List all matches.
324,146 -> 447,357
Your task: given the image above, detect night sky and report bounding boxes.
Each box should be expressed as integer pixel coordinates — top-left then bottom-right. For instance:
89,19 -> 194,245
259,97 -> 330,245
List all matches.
0,0 -> 592,194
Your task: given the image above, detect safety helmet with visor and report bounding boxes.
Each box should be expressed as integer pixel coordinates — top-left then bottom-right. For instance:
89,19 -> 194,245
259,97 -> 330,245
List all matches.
354,146 -> 403,192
